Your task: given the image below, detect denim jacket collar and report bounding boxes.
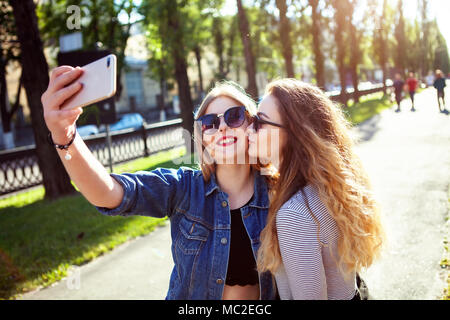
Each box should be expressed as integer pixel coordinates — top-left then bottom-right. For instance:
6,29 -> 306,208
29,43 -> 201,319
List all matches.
204,171 -> 220,197
204,168 -> 269,210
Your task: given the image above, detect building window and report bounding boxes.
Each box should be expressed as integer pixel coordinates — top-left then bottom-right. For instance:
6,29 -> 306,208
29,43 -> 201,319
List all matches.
125,70 -> 144,109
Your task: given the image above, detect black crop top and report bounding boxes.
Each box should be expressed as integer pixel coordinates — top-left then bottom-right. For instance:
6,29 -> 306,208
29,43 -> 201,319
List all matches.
225,197 -> 259,286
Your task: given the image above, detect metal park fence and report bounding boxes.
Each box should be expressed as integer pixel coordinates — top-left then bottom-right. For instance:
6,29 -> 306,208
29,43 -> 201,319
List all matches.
0,119 -> 184,196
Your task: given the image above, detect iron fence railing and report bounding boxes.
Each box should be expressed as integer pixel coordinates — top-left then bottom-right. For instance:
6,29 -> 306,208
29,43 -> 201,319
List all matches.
0,118 -> 184,196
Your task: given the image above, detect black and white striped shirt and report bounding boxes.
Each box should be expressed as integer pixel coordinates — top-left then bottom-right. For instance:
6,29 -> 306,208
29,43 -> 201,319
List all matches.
275,184 -> 357,300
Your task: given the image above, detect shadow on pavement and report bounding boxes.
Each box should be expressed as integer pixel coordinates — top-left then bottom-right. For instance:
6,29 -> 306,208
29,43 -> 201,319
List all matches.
354,113 -> 382,143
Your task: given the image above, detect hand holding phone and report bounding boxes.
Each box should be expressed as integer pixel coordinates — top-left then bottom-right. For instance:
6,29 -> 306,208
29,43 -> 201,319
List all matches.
60,54 -> 117,110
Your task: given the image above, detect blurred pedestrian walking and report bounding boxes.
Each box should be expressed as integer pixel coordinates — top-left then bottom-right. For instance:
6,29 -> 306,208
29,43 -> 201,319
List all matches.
393,73 -> 404,112
433,69 -> 446,112
406,72 -> 418,111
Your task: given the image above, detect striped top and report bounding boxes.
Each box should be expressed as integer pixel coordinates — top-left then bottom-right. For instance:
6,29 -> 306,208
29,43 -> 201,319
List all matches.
274,184 -> 357,300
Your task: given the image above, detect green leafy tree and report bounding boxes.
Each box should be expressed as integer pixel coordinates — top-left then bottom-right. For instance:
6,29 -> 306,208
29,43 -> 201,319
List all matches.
368,0 -> 392,93
348,0 -> 363,102
236,0 -> 258,99
10,0 -> 76,199
0,0 -> 21,137
394,0 -> 407,75
309,0 -> 325,89
140,0 -> 216,139
275,0 -> 294,77
418,0 -> 431,77
37,0 -> 141,99
431,20 -> 450,75
331,0 -> 351,105
247,1 -> 282,81
211,13 -> 238,82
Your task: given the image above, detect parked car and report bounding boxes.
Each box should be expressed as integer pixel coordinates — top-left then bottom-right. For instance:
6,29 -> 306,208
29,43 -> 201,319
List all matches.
108,113 -> 144,132
77,124 -> 99,137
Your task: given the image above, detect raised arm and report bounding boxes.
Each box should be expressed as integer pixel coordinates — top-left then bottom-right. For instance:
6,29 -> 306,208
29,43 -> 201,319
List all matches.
42,66 -> 123,209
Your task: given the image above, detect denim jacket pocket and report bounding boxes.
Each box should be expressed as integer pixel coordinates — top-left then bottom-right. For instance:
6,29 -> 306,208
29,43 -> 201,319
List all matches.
176,216 -> 209,255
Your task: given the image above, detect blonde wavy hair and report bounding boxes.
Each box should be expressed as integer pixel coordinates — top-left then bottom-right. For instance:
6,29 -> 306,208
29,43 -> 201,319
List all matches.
257,78 -> 385,277
193,81 -> 258,181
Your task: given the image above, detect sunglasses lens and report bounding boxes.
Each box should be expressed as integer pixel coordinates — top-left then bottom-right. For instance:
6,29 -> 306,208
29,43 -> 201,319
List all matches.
200,114 -> 219,134
225,106 -> 245,128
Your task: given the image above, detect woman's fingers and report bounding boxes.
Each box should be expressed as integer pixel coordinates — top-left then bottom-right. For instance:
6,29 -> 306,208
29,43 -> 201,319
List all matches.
50,65 -> 74,83
50,67 -> 83,94
53,81 -> 83,108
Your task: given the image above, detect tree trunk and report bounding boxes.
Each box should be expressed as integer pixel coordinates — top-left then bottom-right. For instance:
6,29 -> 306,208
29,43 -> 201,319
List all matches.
236,0 -> 258,99
349,22 -> 360,103
332,0 -> 348,106
194,46 -> 204,97
276,0 -> 295,78
10,0 -> 76,199
225,18 -> 237,77
394,0 -> 406,76
0,61 -> 22,133
114,21 -> 132,101
213,17 -> 225,79
91,0 -> 100,44
0,57 -> 11,132
381,32 -> 387,94
167,2 -> 194,151
158,61 -> 166,110
380,0 -> 387,94
310,0 -> 325,89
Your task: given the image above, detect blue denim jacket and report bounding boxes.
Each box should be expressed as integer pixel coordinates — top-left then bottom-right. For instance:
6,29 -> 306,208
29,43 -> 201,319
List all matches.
96,166 -> 276,300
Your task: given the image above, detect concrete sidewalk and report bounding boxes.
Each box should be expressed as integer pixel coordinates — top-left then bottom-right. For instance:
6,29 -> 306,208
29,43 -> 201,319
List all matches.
354,87 -> 449,299
20,86 -> 449,300
21,223 -> 173,300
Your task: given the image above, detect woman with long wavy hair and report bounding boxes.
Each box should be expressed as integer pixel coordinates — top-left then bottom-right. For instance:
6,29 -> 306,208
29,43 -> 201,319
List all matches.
246,78 -> 384,300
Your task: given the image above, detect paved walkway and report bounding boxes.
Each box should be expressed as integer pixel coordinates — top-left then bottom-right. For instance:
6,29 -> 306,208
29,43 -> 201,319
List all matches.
354,86 -> 449,299
20,86 -> 449,300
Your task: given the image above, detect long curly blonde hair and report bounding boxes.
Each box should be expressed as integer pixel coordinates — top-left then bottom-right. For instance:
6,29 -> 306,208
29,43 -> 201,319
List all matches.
257,79 -> 384,277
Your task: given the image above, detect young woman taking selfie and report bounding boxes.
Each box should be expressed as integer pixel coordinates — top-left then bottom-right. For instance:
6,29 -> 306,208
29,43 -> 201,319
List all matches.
246,78 -> 384,300
41,66 -> 276,300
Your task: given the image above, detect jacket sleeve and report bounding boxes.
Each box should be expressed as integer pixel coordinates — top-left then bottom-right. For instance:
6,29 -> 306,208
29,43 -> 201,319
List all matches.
95,167 -> 191,218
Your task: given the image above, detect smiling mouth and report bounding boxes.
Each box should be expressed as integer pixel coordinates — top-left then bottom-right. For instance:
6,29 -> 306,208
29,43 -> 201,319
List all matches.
217,136 -> 237,146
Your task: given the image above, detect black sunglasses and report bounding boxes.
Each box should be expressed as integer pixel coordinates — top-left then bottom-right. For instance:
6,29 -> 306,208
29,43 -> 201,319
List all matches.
196,106 -> 247,135
252,113 -> 284,132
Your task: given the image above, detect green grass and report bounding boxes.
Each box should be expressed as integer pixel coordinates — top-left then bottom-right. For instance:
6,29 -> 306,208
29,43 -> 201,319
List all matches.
343,92 -> 395,125
0,146 -> 197,300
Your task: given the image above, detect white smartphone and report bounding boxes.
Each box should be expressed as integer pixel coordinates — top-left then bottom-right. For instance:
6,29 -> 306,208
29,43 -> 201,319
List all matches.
61,54 -> 117,110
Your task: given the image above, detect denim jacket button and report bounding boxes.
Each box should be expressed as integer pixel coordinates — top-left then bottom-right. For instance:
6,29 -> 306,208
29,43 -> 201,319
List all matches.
216,278 -> 223,285
221,201 -> 228,208
221,237 -> 228,245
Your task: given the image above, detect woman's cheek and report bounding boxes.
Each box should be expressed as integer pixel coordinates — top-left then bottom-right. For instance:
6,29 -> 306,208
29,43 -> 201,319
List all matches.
248,141 -> 258,160
203,135 -> 216,158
